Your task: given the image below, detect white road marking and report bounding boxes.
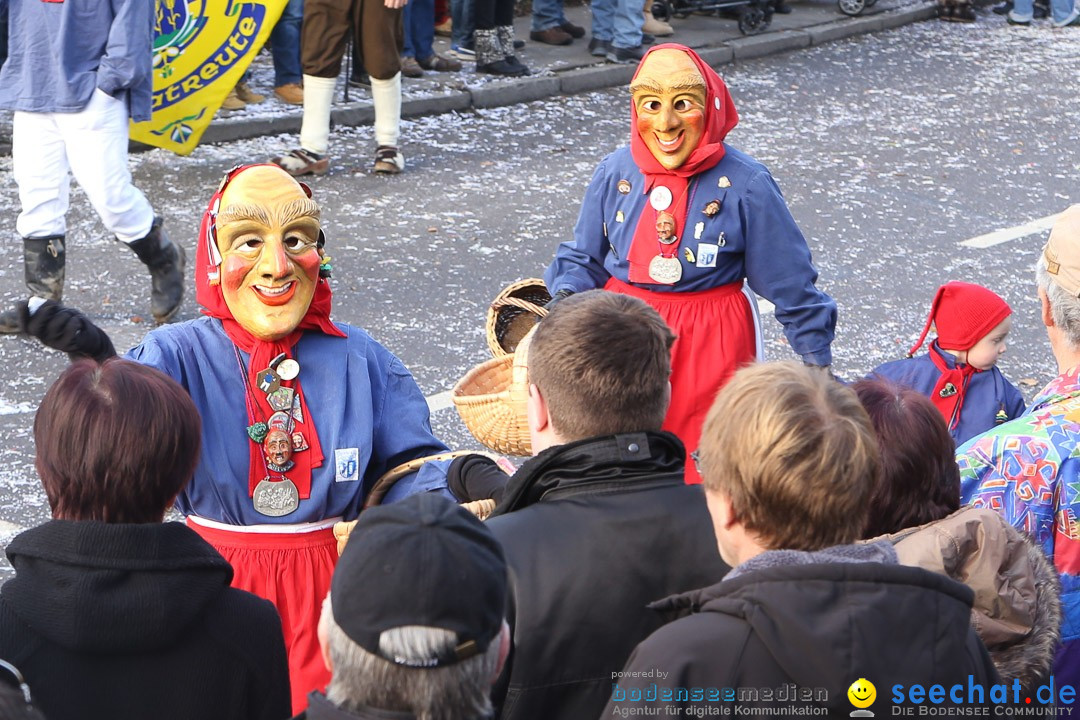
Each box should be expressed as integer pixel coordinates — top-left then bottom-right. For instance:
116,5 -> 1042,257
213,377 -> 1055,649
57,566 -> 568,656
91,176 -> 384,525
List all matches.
426,390 -> 455,413
0,520 -> 26,536
960,213 -> 1061,249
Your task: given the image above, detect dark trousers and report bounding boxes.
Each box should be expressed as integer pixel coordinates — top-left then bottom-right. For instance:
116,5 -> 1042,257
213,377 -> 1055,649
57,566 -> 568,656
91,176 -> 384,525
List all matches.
302,0 -> 403,80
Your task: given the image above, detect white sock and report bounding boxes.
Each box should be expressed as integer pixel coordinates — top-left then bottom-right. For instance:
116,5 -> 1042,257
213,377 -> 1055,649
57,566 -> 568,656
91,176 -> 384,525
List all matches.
299,74 -> 337,156
370,73 -> 402,148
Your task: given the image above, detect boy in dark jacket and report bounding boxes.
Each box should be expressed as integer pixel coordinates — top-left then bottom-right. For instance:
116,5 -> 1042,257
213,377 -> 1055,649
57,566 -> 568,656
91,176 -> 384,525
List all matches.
486,291 -> 730,720
605,362 -> 1000,717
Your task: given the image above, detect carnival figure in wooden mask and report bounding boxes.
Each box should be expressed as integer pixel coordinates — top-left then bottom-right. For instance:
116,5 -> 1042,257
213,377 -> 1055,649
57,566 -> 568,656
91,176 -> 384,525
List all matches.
544,44 -> 837,484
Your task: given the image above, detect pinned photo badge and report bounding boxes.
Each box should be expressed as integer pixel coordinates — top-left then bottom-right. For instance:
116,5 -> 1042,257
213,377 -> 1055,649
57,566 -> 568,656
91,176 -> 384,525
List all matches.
617,179 -> 632,194
703,200 -> 721,218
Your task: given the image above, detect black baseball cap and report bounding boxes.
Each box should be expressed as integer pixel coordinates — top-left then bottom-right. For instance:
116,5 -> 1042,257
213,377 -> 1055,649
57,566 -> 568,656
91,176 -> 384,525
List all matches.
331,493 -> 508,668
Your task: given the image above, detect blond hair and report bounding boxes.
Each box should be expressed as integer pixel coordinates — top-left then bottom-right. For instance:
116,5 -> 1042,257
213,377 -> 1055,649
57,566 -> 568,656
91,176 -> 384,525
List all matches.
699,362 -> 879,551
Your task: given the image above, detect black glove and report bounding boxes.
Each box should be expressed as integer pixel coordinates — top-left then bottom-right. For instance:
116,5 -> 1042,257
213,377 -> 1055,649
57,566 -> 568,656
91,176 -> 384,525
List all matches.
447,454 -> 510,504
544,289 -> 574,312
22,300 -> 117,363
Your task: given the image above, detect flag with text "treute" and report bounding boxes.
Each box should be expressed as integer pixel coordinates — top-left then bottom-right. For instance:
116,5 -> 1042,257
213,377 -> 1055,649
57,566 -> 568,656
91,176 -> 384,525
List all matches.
131,0 -> 287,155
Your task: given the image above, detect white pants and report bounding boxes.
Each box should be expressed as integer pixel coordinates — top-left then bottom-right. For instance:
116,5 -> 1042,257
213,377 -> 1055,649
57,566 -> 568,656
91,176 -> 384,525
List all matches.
13,89 -> 154,243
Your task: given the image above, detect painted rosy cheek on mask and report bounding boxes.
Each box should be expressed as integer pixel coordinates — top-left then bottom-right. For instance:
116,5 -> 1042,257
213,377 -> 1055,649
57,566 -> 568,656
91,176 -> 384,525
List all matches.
221,254 -> 252,292
293,249 -> 321,279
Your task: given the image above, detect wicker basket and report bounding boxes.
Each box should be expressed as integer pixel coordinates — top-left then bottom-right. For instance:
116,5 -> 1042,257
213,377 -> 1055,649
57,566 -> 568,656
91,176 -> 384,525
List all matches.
453,327 -> 534,456
486,278 -> 550,357
334,451 -> 506,555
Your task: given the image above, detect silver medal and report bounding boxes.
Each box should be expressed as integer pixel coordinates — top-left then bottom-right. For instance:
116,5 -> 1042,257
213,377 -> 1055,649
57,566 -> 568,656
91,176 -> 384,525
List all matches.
648,255 -> 683,284
277,359 -> 300,381
649,186 -> 673,211
253,477 -> 300,517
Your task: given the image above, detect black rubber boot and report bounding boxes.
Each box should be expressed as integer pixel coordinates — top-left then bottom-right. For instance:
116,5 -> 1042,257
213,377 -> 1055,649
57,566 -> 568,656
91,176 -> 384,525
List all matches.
126,217 -> 186,324
0,235 -> 66,334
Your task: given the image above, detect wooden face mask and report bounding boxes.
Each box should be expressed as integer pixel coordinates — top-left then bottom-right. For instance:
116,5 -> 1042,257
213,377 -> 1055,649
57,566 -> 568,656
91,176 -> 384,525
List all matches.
213,166 -> 322,341
630,49 -> 708,171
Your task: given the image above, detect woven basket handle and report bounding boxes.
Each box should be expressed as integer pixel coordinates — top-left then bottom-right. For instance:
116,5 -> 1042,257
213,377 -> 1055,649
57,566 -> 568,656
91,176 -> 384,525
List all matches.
491,296 -> 549,318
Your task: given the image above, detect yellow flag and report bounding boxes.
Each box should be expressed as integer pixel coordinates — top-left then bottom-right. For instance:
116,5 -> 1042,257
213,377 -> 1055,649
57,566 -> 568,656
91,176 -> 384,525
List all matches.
131,0 -> 287,155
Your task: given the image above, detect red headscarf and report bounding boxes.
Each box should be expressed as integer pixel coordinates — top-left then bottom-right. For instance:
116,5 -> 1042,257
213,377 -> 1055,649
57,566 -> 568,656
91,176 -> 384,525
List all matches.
906,281 -> 1011,433
626,45 -> 740,284
196,164 -> 346,500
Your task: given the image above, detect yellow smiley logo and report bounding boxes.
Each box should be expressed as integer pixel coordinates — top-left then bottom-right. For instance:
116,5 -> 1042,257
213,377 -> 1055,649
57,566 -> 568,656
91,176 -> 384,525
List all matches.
847,678 -> 876,709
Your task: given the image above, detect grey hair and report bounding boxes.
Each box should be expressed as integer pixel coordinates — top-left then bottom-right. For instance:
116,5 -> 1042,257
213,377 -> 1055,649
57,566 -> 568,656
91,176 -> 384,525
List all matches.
1037,256 -> 1080,349
323,599 -> 501,720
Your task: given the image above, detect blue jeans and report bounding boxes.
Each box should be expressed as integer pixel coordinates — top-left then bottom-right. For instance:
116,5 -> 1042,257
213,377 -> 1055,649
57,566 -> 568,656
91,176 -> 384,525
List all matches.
1011,0 -> 1076,21
531,0 -> 566,31
403,0 -> 436,60
591,0 -> 643,47
269,0 -> 303,86
451,0 -> 475,48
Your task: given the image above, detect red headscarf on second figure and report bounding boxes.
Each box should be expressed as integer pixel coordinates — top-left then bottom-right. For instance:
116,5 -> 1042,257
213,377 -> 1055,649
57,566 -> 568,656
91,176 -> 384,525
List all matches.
626,44 -> 740,285
196,164 -> 346,500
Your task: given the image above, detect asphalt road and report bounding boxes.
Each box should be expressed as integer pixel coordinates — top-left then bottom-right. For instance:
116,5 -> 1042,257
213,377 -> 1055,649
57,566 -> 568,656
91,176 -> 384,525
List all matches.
0,15 -> 1076,566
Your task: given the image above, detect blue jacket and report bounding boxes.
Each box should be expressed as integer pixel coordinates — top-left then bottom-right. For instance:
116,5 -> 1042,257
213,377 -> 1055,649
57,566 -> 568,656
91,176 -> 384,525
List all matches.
544,146 -> 836,366
126,317 -> 451,525
872,342 -> 1026,446
0,0 -> 152,121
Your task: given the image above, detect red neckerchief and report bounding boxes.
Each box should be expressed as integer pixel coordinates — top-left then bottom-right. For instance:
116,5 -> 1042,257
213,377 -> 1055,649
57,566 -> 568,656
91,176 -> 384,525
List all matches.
626,45 -> 739,284
196,164 -> 347,499
928,343 -> 979,432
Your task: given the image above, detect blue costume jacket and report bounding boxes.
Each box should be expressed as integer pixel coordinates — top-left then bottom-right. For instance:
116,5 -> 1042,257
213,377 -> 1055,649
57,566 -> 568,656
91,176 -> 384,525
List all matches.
872,342 -> 1025,446
544,145 -> 836,365
126,317 -> 450,525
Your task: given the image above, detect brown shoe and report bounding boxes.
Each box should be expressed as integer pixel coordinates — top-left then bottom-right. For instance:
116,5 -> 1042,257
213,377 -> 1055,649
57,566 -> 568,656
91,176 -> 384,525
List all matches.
221,88 -> 246,111
418,53 -> 462,71
400,56 -> 425,78
235,82 -> 265,104
529,27 -> 573,45
272,148 -> 330,177
559,20 -> 586,38
274,83 -> 304,105
373,145 -> 405,174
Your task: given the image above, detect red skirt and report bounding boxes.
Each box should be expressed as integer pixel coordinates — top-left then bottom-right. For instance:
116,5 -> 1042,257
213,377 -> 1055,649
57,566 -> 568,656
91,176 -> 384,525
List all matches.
188,519 -> 338,715
605,277 -> 758,484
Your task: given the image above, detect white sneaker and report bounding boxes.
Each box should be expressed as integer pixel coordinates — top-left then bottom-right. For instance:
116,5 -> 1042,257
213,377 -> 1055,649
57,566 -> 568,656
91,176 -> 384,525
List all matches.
448,45 -> 476,60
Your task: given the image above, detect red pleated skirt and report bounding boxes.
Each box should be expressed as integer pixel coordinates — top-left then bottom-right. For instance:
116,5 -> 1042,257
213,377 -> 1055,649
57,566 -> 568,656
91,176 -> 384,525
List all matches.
188,519 -> 338,715
605,277 -> 758,484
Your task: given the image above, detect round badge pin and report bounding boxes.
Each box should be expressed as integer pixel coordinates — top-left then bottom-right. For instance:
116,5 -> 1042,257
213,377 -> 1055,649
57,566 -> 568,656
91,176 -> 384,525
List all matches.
650,186 -> 673,211
277,358 -> 300,381
617,179 -> 632,194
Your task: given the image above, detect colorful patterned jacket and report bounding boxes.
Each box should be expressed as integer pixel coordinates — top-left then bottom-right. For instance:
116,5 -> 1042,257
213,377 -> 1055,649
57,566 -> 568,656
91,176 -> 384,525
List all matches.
958,367 -> 1080,679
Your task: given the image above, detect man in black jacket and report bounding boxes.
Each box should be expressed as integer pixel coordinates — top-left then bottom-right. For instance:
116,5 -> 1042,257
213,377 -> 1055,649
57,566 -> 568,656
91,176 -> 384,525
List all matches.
604,362 -> 1002,717
486,290 -> 730,720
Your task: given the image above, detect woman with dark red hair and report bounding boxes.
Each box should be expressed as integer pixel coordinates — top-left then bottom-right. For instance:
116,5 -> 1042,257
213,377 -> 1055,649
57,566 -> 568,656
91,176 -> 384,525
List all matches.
0,359 -> 290,720
544,44 -> 836,484
856,378 -> 1062,694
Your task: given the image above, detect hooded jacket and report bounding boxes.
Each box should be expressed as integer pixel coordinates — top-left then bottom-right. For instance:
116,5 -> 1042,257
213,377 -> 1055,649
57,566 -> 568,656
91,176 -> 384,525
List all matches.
884,506 -> 1062,693
604,544 -> 1000,716
0,520 -> 291,720
485,431 -> 730,720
